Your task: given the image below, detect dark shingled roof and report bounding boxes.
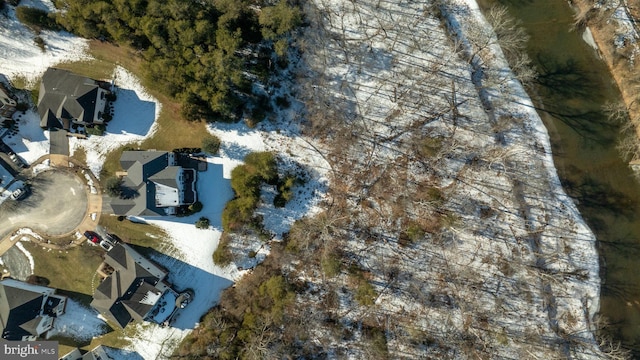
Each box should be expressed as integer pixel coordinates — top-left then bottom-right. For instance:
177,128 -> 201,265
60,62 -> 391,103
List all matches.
37,68 -> 105,129
90,244 -> 168,329
110,151 -> 197,217
0,279 -> 63,340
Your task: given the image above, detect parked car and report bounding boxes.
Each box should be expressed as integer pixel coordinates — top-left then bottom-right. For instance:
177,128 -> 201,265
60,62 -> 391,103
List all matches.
10,187 -> 27,200
83,231 -> 100,243
105,233 -> 121,244
175,290 -> 194,309
99,239 -> 115,251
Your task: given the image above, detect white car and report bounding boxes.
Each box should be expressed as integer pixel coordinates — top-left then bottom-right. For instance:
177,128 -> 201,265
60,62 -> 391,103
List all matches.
99,239 -> 115,251
10,188 -> 26,200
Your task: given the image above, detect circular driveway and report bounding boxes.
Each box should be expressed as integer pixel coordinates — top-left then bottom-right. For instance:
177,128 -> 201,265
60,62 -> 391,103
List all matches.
0,170 -> 88,238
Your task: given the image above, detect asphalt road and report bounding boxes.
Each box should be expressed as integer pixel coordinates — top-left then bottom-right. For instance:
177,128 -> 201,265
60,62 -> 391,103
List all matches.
0,170 -> 88,239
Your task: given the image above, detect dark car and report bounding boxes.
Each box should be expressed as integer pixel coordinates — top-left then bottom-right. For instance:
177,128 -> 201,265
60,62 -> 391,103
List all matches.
175,290 -> 194,309
83,230 -> 100,243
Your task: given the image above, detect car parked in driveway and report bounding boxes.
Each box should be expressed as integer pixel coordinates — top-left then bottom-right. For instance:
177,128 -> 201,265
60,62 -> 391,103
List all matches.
83,230 -> 100,243
175,290 -> 194,309
99,239 -> 115,251
10,187 -> 27,200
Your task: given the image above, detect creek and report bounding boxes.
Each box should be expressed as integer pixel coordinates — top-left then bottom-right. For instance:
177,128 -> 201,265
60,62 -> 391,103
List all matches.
476,0 -> 640,353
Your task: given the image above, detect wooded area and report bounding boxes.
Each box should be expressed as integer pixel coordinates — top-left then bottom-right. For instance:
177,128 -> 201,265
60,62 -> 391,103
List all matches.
52,0 -> 301,121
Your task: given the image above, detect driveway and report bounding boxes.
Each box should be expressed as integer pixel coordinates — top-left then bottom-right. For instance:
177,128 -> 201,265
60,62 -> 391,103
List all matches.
0,170 -> 88,239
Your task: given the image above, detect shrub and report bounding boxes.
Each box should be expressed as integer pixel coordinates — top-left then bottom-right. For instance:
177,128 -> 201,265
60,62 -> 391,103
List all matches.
105,92 -> 116,102
202,135 -> 221,155
212,233 -> 233,266
321,252 -> 341,277
364,325 -> 389,359
222,197 -> 257,232
230,165 -> 261,199
188,201 -> 203,214
274,173 -> 297,207
245,151 -> 277,184
15,102 -> 29,112
86,124 -> 105,136
104,177 -> 122,197
195,217 -> 210,229
33,36 -> 45,52
26,275 -> 49,286
355,280 -> 377,306
398,221 -> 425,247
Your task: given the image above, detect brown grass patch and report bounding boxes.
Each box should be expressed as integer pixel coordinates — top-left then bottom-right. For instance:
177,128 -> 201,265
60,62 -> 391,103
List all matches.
24,241 -> 104,296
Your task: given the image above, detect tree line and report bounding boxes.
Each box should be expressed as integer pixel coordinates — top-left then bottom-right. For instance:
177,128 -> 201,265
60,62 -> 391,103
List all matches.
34,0 -> 302,121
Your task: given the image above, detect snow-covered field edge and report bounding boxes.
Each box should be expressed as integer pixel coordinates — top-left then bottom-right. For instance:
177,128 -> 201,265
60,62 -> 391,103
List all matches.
447,0 -> 601,349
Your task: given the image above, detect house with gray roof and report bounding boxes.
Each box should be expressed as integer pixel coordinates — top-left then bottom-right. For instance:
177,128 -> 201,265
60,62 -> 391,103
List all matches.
110,151 -> 197,216
60,344 -> 115,360
37,68 -> 111,130
91,243 -> 176,329
0,278 -> 67,341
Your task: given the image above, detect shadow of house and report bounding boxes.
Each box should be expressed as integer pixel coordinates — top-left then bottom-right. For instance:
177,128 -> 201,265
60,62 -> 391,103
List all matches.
0,279 -> 67,341
90,243 -> 179,329
37,68 -> 111,131
110,151 -> 197,216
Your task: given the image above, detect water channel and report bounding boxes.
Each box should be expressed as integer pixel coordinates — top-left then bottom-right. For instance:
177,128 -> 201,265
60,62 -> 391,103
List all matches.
476,0 -> 640,354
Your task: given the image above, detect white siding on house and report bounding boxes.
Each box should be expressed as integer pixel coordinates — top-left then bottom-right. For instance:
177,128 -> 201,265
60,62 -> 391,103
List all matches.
93,88 -> 108,123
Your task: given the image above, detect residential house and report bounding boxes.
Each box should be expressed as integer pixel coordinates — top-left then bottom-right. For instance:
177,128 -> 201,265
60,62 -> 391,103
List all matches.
59,345 -> 114,360
0,83 -> 16,121
37,68 -> 111,130
91,243 -> 177,329
0,278 -> 67,341
110,151 -> 197,216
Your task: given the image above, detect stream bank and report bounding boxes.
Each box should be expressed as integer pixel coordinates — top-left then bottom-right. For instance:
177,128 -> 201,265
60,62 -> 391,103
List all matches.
571,0 -> 640,157
477,0 -> 640,354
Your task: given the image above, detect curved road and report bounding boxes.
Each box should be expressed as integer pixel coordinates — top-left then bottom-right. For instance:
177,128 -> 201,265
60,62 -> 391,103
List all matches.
0,170 -> 88,239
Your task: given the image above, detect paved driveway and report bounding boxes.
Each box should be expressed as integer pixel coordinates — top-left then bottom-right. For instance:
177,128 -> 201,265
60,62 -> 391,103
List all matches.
0,170 -> 88,239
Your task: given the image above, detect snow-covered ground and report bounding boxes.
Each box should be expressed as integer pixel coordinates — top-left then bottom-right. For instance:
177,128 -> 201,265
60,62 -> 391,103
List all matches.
0,0 -> 89,85
48,299 -> 106,341
279,0 -> 605,357
0,0 -> 609,358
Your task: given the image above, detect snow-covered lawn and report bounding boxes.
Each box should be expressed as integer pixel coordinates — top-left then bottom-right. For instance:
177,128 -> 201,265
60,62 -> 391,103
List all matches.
48,299 -> 106,341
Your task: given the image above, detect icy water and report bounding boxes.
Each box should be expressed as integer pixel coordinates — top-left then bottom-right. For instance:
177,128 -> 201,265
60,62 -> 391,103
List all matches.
477,0 -> 640,354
